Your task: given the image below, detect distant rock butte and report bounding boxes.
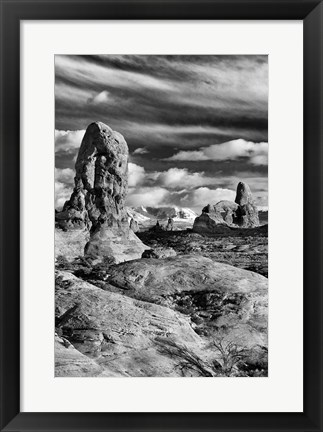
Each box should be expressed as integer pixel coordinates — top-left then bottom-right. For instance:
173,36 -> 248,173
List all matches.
149,220 -> 164,232
193,181 -> 259,234
55,121 -> 146,263
166,217 -> 174,231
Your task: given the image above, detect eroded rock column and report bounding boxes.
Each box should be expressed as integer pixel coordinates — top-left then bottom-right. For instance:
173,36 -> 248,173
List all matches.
56,121 -> 146,263
235,182 -> 259,227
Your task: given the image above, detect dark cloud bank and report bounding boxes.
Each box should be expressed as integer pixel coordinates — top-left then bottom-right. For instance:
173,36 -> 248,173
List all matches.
55,55 -> 268,212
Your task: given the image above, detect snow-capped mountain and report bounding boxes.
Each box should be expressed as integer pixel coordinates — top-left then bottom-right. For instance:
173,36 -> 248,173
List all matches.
127,206 -> 197,224
172,207 -> 197,221
126,207 -> 151,223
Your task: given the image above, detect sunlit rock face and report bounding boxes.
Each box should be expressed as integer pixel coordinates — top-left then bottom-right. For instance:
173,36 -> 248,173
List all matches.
55,122 -> 146,263
192,212 -> 232,234
213,201 -> 240,226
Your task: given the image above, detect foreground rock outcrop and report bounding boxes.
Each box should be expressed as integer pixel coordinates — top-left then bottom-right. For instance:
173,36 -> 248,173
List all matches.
107,256 -> 268,352
193,181 -> 259,234
55,334 -> 117,377
55,228 -> 89,261
55,270 -> 208,377
55,122 -> 146,263
55,254 -> 268,377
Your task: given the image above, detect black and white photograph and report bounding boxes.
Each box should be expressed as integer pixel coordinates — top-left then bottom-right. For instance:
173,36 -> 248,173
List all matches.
55,55 -> 268,377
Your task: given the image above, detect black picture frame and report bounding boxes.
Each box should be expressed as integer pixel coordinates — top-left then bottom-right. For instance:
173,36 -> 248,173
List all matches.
0,1 -> 322,431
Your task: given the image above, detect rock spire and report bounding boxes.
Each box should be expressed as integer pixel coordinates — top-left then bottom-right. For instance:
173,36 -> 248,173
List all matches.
56,121 -> 146,262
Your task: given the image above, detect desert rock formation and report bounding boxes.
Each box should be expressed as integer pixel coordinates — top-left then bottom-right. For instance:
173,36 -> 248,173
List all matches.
149,220 -> 164,232
55,122 -> 146,263
166,217 -> 174,231
235,181 -> 259,227
193,181 -> 259,233
55,125 -> 268,377
192,212 -> 232,234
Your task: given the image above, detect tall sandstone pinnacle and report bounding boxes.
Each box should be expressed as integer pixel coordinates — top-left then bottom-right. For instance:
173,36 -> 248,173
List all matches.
235,181 -> 259,227
56,121 -> 146,263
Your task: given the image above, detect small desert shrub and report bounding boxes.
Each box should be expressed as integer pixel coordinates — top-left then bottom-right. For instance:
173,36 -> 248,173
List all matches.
175,305 -> 196,316
155,335 -> 259,377
208,336 -> 251,376
55,255 -> 74,270
74,255 -> 93,268
155,337 -> 215,377
56,255 -> 93,272
71,256 -> 116,287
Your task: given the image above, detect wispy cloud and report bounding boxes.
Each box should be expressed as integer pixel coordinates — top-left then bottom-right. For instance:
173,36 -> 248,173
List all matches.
126,187 -> 170,207
55,55 -> 268,209
55,167 -> 74,185
165,139 -> 268,165
55,181 -> 72,209
128,163 -> 146,187
55,129 -> 85,152
188,187 -> 236,208
88,90 -> 110,105
55,55 -> 268,144
55,55 -> 176,96
133,147 -> 149,155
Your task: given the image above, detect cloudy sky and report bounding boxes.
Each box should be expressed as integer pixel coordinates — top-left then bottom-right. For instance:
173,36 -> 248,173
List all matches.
55,55 -> 268,212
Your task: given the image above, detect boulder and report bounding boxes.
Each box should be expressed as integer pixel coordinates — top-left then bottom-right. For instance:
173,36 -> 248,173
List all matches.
193,212 -> 232,234
55,122 -> 146,263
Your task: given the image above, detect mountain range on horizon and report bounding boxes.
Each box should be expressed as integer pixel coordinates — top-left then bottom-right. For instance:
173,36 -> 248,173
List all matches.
127,205 -> 268,226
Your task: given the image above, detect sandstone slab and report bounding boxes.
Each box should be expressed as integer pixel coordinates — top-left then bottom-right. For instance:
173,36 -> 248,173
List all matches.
106,255 -> 268,351
55,270 -> 207,377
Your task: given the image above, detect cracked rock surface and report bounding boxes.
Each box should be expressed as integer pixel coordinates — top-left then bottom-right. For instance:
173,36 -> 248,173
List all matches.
55,270 -> 207,377
55,255 -> 267,377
